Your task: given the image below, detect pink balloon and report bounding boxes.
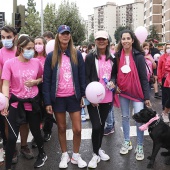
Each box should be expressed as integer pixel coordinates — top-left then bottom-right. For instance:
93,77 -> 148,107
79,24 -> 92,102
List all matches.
85,82 -> 105,104
45,39 -> 55,55
135,26 -> 148,44
0,93 -> 6,111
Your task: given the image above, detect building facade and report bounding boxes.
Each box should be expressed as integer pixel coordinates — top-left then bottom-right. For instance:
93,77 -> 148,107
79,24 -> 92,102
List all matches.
144,0 -> 170,42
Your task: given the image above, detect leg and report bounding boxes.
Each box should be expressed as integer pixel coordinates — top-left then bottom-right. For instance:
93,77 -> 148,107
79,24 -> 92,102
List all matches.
105,105 -> 114,129
20,124 -> 29,147
54,112 -> 67,153
0,115 -> 7,149
119,96 -> 131,142
133,101 -> 144,145
69,111 -> 81,153
5,107 -> 20,169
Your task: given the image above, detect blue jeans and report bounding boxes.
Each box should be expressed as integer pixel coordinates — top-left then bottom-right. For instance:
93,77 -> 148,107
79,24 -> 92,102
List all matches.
119,96 -> 144,146
105,105 -> 115,129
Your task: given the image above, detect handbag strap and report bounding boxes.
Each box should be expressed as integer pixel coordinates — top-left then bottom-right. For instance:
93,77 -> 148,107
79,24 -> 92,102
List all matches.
145,61 -> 151,73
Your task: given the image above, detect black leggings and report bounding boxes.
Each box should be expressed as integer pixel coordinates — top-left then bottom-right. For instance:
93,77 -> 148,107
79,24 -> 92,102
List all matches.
6,106 -> 44,169
0,114 -> 7,148
87,103 -> 112,155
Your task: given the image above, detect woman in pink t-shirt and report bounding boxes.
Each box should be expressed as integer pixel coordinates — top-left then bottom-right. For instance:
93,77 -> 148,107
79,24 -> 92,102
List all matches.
1,36 -> 47,169
85,31 -> 117,168
142,42 -> 156,91
43,25 -> 87,169
34,36 -> 55,143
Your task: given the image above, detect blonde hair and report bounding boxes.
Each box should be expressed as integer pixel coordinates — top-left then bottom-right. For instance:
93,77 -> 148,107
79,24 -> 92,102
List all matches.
52,34 -> 77,68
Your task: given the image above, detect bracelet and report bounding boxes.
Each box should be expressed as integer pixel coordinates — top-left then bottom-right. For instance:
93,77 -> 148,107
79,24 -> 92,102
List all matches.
5,96 -> 9,99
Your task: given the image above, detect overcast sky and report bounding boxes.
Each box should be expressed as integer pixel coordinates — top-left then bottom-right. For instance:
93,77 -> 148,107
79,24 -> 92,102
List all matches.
0,0 -> 134,23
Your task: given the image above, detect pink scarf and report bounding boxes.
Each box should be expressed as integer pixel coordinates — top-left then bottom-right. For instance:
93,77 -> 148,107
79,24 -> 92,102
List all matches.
117,49 -> 144,102
139,114 -> 159,131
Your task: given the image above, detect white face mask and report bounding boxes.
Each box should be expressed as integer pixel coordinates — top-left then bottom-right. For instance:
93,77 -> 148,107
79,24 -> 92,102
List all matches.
2,39 -> 14,49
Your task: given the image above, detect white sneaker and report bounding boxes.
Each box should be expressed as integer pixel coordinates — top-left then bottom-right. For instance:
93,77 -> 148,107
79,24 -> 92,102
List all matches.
88,154 -> 100,169
71,153 -> 87,168
0,148 -> 4,162
135,145 -> 144,161
120,141 -> 132,155
162,112 -> 169,123
59,152 -> 70,168
99,149 -> 110,161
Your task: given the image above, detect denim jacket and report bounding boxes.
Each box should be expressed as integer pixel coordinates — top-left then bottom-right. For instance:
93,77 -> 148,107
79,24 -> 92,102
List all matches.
43,49 -> 86,106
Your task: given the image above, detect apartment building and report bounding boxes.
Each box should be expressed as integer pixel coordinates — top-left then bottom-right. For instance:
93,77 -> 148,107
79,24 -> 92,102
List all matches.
162,0 -> 170,42
116,0 -> 144,31
144,0 -> 170,42
87,2 -> 116,42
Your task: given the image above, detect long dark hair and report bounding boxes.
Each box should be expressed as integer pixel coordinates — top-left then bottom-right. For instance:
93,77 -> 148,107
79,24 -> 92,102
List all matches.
116,29 -> 143,53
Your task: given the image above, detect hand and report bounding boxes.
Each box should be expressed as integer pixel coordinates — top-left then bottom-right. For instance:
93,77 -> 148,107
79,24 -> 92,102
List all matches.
80,97 -> 85,108
1,108 -> 9,116
145,100 -> 152,108
46,105 -> 53,114
108,81 -> 116,89
158,82 -> 162,86
116,86 -> 121,94
24,80 -> 37,87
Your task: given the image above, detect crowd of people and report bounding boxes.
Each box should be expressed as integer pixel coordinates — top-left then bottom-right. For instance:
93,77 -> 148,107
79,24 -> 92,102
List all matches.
0,24 -> 169,170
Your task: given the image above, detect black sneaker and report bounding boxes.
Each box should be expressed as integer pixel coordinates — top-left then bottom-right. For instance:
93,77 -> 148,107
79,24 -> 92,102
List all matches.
104,127 -> 115,136
44,133 -> 51,142
34,152 -> 47,168
31,138 -> 37,148
154,93 -> 161,99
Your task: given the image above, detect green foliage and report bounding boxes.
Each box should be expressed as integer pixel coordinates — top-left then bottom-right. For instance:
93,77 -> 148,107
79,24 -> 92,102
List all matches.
20,0 -> 41,37
114,26 -> 131,43
43,3 -> 57,35
56,0 -> 86,45
147,25 -> 160,41
89,33 -> 94,44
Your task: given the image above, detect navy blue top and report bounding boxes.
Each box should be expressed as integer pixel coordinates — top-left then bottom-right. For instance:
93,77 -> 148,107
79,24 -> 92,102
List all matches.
43,49 -> 86,106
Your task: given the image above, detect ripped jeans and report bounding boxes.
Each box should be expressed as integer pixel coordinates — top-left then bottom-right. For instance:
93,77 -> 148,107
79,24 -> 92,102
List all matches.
119,96 -> 144,146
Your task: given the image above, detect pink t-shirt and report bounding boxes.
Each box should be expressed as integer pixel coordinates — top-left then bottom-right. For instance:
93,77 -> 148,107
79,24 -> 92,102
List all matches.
56,54 -> 74,97
2,57 -> 43,110
98,55 -> 112,103
145,55 -> 153,81
0,47 -> 16,71
36,56 -> 46,72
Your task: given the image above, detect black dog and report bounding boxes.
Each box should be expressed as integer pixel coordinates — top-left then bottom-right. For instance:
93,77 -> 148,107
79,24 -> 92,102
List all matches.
132,108 -> 170,169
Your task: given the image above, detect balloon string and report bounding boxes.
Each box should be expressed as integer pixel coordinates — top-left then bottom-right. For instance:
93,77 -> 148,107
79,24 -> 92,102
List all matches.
97,106 -> 102,125
5,116 -> 17,138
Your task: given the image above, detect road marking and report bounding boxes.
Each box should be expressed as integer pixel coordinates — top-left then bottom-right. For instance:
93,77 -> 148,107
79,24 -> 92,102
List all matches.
5,126 -> 148,143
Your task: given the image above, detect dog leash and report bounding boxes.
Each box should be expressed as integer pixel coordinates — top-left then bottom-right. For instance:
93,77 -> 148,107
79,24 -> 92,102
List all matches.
97,106 -> 102,125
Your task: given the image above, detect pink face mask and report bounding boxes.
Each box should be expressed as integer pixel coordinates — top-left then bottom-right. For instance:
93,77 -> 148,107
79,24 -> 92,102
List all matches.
35,44 -> 44,53
144,49 -> 149,55
166,49 -> 170,54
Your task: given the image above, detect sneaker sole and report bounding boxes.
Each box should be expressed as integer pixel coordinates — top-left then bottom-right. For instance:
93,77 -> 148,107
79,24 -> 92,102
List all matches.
104,130 -> 114,136
34,155 -> 48,168
88,157 -> 100,168
21,151 -> 34,159
71,159 -> 87,168
59,158 -> 70,168
136,156 -> 144,161
120,146 -> 133,155
100,156 -> 110,161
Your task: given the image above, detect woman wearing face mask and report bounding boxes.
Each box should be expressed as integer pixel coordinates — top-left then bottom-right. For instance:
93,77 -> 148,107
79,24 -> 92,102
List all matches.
157,42 -> 170,123
1,36 -> 47,170
142,42 -> 156,91
81,45 -> 88,61
34,36 -> 55,144
115,29 -> 151,161
0,26 -> 33,164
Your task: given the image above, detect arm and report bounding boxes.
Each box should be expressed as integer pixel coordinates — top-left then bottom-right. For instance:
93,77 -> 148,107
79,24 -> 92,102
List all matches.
0,70 -> 2,92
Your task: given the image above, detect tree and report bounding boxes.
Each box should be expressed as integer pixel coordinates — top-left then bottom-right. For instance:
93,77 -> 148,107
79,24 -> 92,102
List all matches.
89,33 -> 94,44
43,3 -> 57,35
56,0 -> 86,45
114,26 -> 131,43
20,0 -> 41,37
147,25 -> 160,41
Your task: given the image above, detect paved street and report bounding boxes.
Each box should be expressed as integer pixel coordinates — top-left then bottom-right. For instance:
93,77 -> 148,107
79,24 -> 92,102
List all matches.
1,89 -> 170,170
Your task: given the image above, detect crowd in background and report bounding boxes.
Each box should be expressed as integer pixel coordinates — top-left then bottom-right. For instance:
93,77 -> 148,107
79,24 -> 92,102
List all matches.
0,25 -> 170,170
